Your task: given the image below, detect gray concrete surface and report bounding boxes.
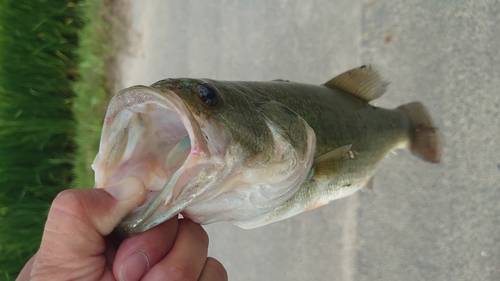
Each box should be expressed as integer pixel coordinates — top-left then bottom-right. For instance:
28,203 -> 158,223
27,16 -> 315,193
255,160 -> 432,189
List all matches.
115,1 -> 500,280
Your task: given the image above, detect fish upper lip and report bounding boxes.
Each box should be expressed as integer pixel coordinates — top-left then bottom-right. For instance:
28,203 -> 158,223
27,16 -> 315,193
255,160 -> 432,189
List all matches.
92,85 -> 209,189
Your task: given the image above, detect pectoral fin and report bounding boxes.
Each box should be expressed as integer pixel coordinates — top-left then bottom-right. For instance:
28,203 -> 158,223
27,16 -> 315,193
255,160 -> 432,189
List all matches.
313,144 -> 352,178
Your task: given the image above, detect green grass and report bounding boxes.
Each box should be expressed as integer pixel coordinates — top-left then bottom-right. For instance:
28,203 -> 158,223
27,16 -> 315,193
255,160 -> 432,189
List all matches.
72,0 -> 117,188
0,0 -> 118,278
0,0 -> 80,278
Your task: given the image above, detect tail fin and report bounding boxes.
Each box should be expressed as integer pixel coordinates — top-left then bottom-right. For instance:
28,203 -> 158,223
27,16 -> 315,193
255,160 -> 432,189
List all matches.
398,102 -> 442,163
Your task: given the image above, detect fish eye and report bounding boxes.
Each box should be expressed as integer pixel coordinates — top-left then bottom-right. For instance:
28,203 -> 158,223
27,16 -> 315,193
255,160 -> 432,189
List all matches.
197,83 -> 220,107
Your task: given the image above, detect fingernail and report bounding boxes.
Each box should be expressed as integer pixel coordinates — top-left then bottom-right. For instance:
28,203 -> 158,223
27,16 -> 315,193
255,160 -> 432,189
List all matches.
119,251 -> 150,281
104,176 -> 144,201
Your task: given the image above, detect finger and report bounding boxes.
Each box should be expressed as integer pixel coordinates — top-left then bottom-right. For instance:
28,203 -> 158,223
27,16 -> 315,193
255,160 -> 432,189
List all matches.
198,258 -> 228,281
113,217 -> 179,281
40,177 -> 146,260
16,254 -> 36,281
143,220 -> 209,281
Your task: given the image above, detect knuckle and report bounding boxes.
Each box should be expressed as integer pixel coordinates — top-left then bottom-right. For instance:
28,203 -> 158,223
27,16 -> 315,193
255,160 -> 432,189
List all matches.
51,190 -> 84,218
166,263 -> 197,281
185,220 -> 209,247
196,227 -> 210,248
44,190 -> 90,236
50,189 -> 101,225
205,258 -> 228,281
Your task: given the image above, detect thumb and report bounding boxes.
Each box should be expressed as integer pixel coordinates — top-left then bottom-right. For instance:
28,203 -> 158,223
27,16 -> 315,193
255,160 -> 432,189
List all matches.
97,176 -> 147,235
43,176 -> 146,251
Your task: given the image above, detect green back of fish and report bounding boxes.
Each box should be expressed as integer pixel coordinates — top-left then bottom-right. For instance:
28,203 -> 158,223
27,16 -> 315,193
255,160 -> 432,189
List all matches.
210,80 -> 410,183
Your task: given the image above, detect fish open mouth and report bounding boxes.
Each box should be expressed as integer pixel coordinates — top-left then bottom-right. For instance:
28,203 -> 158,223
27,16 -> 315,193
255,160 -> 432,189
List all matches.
92,86 -> 209,235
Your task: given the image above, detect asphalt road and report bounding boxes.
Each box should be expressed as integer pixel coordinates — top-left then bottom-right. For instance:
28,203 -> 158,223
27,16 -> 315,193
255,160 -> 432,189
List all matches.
115,1 -> 500,280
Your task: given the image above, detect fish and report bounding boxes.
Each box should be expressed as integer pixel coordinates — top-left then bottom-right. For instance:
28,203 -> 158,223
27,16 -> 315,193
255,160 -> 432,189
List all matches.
92,65 -> 442,237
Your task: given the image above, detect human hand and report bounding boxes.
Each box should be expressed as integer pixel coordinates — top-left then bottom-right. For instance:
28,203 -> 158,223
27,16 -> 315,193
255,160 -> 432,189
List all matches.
16,177 -> 227,281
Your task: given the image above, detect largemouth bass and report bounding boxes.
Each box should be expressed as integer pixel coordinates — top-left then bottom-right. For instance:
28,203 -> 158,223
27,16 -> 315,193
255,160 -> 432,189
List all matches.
92,65 -> 442,236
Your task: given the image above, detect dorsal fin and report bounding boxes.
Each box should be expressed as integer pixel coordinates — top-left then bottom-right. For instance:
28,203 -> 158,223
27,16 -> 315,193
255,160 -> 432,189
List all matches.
324,65 -> 389,102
